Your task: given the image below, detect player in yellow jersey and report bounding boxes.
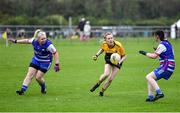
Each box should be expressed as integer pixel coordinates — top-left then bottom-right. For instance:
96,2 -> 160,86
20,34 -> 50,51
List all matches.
90,32 -> 127,96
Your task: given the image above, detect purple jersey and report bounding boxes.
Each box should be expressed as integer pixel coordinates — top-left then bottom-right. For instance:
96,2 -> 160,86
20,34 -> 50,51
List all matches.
154,40 -> 175,80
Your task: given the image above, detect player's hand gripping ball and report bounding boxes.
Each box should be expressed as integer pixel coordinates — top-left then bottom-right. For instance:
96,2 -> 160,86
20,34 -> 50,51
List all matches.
110,53 -> 121,65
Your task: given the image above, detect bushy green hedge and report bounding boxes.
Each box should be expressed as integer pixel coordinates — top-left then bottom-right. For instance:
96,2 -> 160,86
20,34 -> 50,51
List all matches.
0,14 -> 178,26
0,15 -> 67,25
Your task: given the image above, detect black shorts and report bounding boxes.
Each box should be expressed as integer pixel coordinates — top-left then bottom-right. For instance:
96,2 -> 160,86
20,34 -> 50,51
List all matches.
29,63 -> 48,73
105,54 -> 122,69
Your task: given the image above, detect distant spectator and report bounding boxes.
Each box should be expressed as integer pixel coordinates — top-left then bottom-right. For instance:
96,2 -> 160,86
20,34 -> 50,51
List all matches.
77,18 -> 86,31
164,29 -> 168,38
6,28 -> 12,38
175,24 -> 178,39
76,18 -> 86,40
83,21 -> 91,40
17,29 -> 25,38
49,31 -> 55,39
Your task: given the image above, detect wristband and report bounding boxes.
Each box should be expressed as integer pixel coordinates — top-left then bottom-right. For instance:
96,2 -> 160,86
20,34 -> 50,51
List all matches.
55,63 -> 59,66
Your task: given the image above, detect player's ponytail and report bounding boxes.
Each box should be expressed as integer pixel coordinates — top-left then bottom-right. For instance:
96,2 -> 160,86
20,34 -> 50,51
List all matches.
33,29 -> 42,39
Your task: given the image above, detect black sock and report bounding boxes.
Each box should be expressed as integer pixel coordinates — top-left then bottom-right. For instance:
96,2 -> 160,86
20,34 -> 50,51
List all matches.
93,83 -> 100,89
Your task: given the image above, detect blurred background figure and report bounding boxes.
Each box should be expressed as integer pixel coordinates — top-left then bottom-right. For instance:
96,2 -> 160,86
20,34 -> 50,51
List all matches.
17,29 -> 25,39
6,28 -> 12,38
175,24 -> 178,39
83,21 -> 91,41
76,18 -> 86,41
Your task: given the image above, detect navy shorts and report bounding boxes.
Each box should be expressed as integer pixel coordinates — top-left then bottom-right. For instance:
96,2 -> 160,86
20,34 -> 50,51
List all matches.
29,57 -> 52,73
154,66 -> 174,80
105,54 -> 122,69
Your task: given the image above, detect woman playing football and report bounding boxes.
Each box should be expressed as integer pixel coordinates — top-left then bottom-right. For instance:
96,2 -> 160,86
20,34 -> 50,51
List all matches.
9,29 -> 60,95
139,30 -> 175,102
90,32 -> 126,96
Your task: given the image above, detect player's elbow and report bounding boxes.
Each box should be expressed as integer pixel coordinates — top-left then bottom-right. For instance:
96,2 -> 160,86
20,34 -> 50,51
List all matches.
148,53 -> 158,59
122,55 -> 127,60
150,55 -> 158,59
53,51 -> 58,56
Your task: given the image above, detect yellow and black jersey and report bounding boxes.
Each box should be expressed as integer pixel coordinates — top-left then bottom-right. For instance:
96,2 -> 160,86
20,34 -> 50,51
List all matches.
101,40 -> 125,69
101,40 -> 125,57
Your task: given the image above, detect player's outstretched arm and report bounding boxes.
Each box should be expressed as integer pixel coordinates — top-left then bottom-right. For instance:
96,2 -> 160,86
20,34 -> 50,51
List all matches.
139,50 -> 147,55
139,50 -> 158,59
92,49 -> 104,61
9,38 -> 32,44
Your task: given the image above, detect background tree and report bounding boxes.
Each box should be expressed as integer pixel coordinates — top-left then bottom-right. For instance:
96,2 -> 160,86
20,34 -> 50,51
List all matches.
0,0 -> 180,25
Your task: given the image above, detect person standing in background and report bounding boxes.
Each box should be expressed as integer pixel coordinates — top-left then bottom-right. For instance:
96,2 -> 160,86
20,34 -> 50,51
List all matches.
77,18 -> 86,41
83,21 -> 91,41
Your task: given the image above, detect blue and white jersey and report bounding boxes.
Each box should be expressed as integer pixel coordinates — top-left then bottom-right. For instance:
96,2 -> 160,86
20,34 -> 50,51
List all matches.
155,40 -> 175,72
29,38 -> 56,62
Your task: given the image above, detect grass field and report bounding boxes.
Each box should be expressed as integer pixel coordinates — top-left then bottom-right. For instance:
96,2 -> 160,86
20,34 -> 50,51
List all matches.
0,38 -> 180,112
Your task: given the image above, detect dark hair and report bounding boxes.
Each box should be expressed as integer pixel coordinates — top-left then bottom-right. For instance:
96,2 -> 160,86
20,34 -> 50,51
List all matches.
155,30 -> 165,41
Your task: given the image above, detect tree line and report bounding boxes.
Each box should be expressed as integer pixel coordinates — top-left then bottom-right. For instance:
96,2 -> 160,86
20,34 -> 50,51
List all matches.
0,0 -> 180,25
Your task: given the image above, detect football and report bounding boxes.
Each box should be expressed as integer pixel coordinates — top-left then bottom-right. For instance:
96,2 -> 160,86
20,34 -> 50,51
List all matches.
110,53 -> 121,65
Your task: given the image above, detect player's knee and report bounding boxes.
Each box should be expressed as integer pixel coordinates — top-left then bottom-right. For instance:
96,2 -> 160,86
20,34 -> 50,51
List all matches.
104,74 -> 110,77
146,74 -> 152,81
145,75 -> 149,80
108,78 -> 113,83
35,75 -> 42,80
104,72 -> 110,77
26,73 -> 34,79
27,71 -> 35,77
24,75 -> 33,83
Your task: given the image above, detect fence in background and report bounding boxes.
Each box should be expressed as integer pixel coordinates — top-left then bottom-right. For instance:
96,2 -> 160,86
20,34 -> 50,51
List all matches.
0,25 -> 170,38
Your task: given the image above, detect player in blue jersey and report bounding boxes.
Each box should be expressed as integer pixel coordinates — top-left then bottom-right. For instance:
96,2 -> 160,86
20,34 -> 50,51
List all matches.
139,30 -> 175,102
9,29 -> 60,95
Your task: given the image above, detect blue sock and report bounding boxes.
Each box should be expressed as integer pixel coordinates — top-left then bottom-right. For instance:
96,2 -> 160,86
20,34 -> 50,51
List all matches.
36,80 -> 46,91
156,89 -> 162,94
148,95 -> 154,100
21,85 -> 27,92
40,82 -> 46,91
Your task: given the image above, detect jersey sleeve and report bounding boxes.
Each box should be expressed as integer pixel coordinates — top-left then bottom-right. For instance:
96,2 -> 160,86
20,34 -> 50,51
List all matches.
47,44 -> 57,54
115,41 -> 125,56
155,44 -> 166,55
119,44 -> 125,56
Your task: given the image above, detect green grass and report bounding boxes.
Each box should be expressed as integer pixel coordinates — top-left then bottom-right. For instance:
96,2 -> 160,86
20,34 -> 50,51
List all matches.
0,38 -> 180,112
